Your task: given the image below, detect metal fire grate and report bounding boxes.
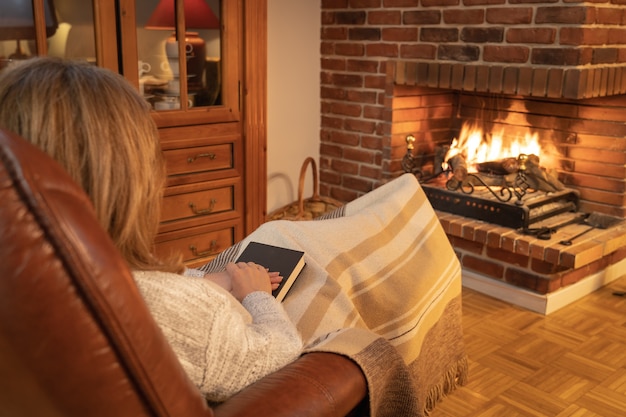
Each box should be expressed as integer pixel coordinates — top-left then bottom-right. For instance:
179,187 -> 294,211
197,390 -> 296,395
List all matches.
421,183 -> 579,229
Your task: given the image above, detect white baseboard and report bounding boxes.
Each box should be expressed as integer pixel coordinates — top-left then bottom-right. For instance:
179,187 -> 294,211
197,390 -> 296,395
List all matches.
462,256 -> 626,315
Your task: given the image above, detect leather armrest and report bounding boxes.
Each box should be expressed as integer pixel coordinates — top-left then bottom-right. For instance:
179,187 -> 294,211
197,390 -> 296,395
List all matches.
213,352 -> 368,417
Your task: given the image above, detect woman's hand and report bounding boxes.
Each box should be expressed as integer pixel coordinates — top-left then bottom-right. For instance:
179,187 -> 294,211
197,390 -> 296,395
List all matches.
226,262 -> 283,302
268,271 -> 283,291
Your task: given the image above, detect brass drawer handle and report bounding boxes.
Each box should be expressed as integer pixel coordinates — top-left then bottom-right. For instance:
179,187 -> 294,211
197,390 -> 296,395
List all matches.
189,198 -> 217,215
189,240 -> 218,257
187,153 -> 216,163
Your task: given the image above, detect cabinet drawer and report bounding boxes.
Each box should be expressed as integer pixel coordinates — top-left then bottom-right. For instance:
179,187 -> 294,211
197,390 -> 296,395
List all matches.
155,223 -> 236,266
164,144 -> 233,176
162,184 -> 234,223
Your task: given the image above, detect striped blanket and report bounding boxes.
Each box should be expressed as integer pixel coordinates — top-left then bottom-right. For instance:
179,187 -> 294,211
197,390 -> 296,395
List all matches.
200,174 -> 468,416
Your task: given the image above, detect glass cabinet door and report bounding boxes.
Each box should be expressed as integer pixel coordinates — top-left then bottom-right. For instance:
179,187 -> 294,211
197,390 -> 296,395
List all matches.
120,0 -> 240,126
0,0 -> 117,71
1,0 -> 240,126
136,0 -> 221,110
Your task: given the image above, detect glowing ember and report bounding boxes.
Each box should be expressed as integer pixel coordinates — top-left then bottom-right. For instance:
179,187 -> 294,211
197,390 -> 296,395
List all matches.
444,122 -> 542,173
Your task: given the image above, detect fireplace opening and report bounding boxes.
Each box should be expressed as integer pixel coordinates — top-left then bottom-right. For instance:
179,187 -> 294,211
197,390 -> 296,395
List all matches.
388,83 -> 626,311
401,120 -> 581,229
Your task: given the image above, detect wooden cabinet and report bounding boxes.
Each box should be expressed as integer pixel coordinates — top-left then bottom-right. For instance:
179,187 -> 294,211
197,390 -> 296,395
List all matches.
2,0 -> 267,266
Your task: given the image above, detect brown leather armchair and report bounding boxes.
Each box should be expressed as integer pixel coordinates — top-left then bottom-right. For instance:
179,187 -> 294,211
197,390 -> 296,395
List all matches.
0,129 -> 367,417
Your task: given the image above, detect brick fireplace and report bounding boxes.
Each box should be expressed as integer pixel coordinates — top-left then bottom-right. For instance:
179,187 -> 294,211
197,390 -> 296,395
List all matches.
319,0 -> 626,313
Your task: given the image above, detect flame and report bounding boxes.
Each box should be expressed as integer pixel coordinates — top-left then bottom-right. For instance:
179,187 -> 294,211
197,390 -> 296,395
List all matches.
444,122 -> 542,173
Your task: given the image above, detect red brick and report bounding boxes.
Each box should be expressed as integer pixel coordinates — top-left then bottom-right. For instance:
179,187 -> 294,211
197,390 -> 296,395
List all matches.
335,11 -> 368,25
365,43 -> 399,57
504,268 -> 542,292
535,6 -> 593,24
530,258 -> 568,274
363,105 -> 384,119
328,130 -> 361,146
486,246 -> 530,268
360,164 -> 383,179
345,118 -> 377,134
383,0 -> 418,6
344,147 -> 377,164
461,27 -> 504,43
438,45 -> 480,61
382,27 -> 418,42
321,86 -> 347,100
449,236 -> 485,254
465,0 -> 505,5
322,27 -> 349,41
484,45 -> 530,63
506,28 -> 556,44
349,0 -> 382,8
531,48 -> 584,66
335,43 -> 366,57
331,159 -> 360,175
596,7 -> 624,25
462,255 -> 505,279
364,74 -> 387,89
320,115 -> 343,129
320,143 -> 344,158
443,9 -> 485,24
592,48 -> 618,64
322,0 -> 349,8
486,7 -> 533,24
421,28 -> 458,43
347,59 -> 380,73
343,175 -> 375,193
329,186 -> 359,202
560,28 -> 610,46
321,42 -> 335,55
347,89 -> 378,104
332,73 -> 364,87
400,44 -> 437,59
422,0 -> 458,6
403,10 -> 441,25
361,134 -> 383,149
322,58 -> 347,71
369,10 -> 402,25
330,102 -> 363,117
349,28 -> 381,41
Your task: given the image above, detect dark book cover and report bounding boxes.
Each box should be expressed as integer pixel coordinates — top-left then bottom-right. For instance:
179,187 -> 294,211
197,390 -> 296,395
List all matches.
236,241 -> 305,301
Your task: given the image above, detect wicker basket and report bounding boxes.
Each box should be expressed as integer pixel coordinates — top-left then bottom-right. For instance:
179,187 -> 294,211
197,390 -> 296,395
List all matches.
267,157 -> 343,221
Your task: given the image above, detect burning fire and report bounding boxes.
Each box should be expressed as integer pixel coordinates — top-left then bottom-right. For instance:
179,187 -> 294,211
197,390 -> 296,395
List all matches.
444,122 -> 542,173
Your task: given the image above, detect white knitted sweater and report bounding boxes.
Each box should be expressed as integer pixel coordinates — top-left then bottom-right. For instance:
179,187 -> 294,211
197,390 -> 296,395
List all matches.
132,270 -> 303,402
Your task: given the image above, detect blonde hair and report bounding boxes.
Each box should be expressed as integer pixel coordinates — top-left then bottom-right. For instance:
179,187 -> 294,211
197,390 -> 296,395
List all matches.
0,57 -> 183,273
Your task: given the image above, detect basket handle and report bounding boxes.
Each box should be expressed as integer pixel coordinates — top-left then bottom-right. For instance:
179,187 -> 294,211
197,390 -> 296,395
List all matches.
297,157 -> 321,214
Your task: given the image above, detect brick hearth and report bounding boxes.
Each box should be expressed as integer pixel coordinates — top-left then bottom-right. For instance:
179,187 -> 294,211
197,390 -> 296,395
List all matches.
439,210 -> 626,293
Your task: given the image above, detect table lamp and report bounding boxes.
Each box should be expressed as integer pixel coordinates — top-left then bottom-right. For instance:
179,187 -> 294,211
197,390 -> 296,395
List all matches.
146,0 -> 219,92
0,0 -> 58,59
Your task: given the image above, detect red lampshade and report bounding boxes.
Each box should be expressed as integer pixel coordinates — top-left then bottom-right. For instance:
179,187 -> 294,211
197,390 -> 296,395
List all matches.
146,0 -> 219,30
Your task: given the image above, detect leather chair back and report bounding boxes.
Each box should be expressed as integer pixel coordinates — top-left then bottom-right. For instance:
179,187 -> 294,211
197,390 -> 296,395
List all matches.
0,129 -> 213,417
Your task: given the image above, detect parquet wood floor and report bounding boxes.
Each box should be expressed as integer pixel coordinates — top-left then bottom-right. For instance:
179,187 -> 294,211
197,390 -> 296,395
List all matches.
431,275 -> 626,417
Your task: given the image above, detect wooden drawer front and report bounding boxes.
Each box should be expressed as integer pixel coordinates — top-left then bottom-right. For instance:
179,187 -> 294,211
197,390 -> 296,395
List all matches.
162,185 -> 234,223
155,225 -> 235,265
164,144 -> 233,176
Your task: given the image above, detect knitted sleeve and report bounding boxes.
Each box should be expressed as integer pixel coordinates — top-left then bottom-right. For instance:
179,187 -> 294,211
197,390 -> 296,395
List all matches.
132,270 -> 303,402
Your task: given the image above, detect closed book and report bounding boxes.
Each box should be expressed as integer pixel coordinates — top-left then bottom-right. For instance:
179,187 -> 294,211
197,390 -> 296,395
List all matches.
235,242 -> 305,302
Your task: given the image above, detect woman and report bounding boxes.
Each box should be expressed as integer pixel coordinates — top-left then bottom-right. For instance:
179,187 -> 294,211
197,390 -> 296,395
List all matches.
0,57 -> 468,417
0,57 -> 302,402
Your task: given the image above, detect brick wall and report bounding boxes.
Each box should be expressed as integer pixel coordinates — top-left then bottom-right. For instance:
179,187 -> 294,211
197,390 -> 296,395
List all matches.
320,0 -> 626,202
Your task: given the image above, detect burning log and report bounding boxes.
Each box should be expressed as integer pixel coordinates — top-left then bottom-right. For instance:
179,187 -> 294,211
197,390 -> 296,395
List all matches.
518,154 -> 564,192
447,154 -> 468,187
476,157 -> 519,175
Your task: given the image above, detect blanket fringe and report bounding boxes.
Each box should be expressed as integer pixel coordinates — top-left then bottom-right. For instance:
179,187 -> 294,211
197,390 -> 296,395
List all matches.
423,356 -> 469,416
